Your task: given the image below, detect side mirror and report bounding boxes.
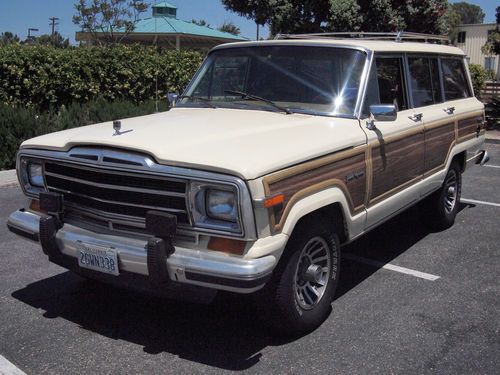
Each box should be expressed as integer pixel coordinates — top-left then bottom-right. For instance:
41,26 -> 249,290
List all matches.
167,93 -> 178,107
366,104 -> 397,130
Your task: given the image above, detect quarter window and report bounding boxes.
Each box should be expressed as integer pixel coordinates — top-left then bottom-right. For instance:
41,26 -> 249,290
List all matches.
441,58 -> 471,101
408,57 -> 443,107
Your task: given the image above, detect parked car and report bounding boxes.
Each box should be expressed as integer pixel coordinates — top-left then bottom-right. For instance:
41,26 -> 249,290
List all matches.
7,32 -> 489,335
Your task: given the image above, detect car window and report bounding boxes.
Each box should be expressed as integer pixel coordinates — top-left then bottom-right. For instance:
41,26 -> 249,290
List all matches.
440,58 -> 471,101
183,46 -> 367,117
363,56 -> 408,114
408,56 -> 443,107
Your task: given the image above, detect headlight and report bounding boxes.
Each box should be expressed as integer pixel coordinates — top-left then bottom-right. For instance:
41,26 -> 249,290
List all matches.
189,182 -> 241,234
206,190 -> 237,222
28,162 -> 44,187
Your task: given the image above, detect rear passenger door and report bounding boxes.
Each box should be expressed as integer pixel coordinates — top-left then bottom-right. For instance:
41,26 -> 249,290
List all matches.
363,55 -> 425,229
406,55 -> 455,196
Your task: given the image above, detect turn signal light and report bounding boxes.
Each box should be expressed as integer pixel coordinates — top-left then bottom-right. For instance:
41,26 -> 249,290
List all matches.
207,237 -> 246,255
264,194 -> 285,208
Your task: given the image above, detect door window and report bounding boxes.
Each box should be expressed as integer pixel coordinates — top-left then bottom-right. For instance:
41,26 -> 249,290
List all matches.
408,57 -> 443,107
364,56 -> 409,114
440,58 -> 471,101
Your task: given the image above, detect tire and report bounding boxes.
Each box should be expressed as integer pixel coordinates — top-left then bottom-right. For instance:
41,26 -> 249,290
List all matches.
257,219 -> 340,336
424,161 -> 462,230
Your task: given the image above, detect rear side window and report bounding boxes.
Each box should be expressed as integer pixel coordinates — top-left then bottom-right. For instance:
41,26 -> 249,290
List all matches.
408,57 -> 443,107
440,58 -> 471,101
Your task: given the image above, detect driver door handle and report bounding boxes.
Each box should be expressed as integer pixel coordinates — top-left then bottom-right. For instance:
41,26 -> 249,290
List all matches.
408,113 -> 423,122
444,107 -> 455,114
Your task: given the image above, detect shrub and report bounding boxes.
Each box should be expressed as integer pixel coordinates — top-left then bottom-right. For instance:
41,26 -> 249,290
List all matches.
0,44 -> 203,111
468,63 -> 487,97
0,98 -> 169,170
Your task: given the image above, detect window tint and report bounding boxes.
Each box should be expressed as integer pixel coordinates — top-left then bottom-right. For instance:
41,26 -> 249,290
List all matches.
365,57 -> 408,112
441,58 -> 471,101
408,57 -> 443,107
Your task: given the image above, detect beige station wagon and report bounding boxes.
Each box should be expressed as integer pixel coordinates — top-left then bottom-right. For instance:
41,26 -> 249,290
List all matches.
8,32 -> 489,335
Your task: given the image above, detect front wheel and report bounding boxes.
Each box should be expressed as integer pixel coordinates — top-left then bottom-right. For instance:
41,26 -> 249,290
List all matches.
424,161 -> 462,230
258,221 -> 340,336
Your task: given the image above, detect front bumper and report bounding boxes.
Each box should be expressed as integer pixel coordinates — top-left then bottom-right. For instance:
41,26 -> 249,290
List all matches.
7,209 -> 286,294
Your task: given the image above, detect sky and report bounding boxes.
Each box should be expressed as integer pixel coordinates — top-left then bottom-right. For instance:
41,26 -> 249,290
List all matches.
0,0 -> 270,42
0,0 -> 497,44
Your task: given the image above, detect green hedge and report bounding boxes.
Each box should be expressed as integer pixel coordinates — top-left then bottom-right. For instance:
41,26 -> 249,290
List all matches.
0,44 -> 203,110
0,98 -> 169,170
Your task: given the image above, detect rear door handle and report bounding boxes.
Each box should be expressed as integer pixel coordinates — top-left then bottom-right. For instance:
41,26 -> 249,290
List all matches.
408,113 -> 423,122
443,107 -> 455,114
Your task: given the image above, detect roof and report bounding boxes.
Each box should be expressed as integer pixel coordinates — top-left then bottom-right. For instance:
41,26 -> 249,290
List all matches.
212,39 -> 465,55
153,1 -> 176,8
126,16 -> 247,40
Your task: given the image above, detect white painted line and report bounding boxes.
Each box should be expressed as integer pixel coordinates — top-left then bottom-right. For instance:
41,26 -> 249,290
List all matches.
461,198 -> 500,208
484,164 -> 500,169
0,354 -> 27,375
344,253 -> 441,281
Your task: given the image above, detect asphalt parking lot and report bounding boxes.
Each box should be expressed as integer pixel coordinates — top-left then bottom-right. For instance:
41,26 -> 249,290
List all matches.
0,144 -> 499,375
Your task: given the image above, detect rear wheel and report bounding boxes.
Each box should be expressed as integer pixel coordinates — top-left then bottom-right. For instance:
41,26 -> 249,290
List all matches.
424,161 -> 462,230
258,220 -> 340,336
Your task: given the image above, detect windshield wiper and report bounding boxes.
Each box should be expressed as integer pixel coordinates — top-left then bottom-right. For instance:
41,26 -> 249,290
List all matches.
177,95 -> 217,109
224,90 -> 292,114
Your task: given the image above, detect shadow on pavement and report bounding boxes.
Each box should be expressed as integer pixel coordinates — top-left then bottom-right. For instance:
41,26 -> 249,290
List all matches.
11,202 -> 473,370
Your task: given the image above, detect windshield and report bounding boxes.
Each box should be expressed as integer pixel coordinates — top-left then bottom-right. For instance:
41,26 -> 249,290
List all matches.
180,46 -> 367,117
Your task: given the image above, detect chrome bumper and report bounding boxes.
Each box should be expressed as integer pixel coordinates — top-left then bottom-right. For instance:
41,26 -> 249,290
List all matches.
7,209 -> 280,293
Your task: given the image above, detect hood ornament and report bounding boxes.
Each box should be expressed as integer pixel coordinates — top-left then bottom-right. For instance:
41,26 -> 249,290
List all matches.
113,120 -> 121,135
112,120 -> 133,136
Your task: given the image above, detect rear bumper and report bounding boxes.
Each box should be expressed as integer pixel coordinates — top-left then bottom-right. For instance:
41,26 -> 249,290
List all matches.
7,209 -> 286,294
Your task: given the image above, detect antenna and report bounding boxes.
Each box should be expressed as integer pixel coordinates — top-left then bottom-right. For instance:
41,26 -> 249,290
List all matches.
154,0 -> 159,113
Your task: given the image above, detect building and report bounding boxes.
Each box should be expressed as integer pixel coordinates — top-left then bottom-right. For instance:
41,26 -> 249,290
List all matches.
76,1 -> 247,50
456,23 -> 499,79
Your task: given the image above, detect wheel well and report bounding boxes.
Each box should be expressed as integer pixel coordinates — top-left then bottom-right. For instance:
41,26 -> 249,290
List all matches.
292,203 -> 348,244
452,151 -> 466,173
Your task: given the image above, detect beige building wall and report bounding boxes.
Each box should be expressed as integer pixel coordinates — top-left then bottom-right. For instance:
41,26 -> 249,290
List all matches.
456,23 -> 499,79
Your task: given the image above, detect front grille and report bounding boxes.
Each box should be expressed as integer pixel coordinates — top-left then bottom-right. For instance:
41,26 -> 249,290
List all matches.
43,162 -> 190,233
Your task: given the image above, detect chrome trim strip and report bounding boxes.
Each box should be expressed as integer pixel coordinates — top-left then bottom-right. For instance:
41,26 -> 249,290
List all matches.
45,171 -> 186,198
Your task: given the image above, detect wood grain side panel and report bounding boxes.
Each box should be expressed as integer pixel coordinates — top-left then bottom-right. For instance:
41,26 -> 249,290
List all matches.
370,132 -> 424,201
457,116 -> 481,139
265,151 -> 366,231
424,122 -> 455,172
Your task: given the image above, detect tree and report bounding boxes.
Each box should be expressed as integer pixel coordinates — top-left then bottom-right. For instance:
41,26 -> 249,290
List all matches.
481,6 -> 500,77
449,1 -> 485,25
221,0 -> 448,35
0,31 -> 20,45
191,19 -> 211,28
36,32 -> 70,48
73,0 -> 149,45
218,21 -> 241,35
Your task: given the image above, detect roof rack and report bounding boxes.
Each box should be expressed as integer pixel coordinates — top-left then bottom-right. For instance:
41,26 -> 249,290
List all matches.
274,31 -> 450,44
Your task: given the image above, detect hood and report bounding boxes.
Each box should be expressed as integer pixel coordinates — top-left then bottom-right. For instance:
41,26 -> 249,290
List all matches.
21,108 -> 366,180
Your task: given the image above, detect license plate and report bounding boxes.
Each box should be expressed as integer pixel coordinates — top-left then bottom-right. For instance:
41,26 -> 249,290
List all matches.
77,243 -> 119,276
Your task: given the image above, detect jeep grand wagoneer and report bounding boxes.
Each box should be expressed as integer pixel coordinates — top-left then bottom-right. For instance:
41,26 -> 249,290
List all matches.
8,32 -> 489,334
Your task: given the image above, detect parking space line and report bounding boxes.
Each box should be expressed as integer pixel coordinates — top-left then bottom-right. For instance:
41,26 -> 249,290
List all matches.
484,164 -> 500,169
0,355 -> 27,375
461,198 -> 500,208
343,254 -> 440,281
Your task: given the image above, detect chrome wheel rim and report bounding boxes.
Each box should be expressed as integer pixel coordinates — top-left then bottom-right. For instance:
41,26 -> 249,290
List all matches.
444,170 -> 458,214
294,236 -> 331,310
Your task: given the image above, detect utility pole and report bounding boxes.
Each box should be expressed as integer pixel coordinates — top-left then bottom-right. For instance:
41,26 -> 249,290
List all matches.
27,28 -> 38,43
49,17 -> 59,36
256,23 -> 259,40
